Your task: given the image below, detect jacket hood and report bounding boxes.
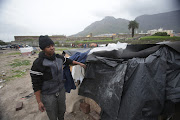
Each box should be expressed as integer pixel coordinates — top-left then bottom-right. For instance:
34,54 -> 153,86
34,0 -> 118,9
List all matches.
39,51 -> 56,61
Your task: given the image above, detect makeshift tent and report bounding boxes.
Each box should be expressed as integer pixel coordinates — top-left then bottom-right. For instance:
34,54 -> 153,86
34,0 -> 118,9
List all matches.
64,42 -> 180,120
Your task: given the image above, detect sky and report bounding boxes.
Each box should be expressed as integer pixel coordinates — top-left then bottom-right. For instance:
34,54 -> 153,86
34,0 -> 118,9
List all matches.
0,0 -> 180,42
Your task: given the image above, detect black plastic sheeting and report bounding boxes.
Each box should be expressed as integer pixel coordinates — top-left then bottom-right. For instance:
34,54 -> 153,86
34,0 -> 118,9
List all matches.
87,42 -> 180,61
117,47 -> 180,120
78,42 -> 180,120
80,62 -> 127,119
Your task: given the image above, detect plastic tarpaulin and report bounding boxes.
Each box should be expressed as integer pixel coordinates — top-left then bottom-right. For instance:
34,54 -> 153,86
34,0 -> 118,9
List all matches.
19,47 -> 33,53
79,62 -> 127,119
79,42 -> 180,120
72,65 -> 85,83
88,42 -> 127,55
117,47 -> 180,120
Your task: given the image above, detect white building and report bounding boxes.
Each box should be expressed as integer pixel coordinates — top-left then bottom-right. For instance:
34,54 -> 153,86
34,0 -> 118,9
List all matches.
147,28 -> 173,35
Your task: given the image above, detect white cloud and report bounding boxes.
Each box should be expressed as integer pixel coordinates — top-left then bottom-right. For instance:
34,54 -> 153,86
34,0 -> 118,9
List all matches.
0,0 -> 179,42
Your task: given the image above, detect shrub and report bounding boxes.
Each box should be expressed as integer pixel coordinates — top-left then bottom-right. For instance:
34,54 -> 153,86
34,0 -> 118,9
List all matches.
152,32 -> 170,36
0,40 -> 7,45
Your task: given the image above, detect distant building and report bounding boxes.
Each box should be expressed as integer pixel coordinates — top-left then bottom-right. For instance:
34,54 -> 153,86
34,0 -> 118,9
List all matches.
86,33 -> 93,37
174,33 -> 180,37
94,33 -> 116,37
138,30 -> 148,35
147,28 -> 173,35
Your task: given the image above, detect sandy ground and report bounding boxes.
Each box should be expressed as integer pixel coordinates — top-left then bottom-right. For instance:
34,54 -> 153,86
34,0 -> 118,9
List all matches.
0,48 -> 91,120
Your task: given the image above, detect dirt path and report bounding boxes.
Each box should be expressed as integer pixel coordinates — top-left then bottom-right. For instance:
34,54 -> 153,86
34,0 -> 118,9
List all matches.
0,49 -> 91,120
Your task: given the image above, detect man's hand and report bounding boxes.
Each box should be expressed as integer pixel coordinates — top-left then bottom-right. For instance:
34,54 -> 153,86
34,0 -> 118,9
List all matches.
34,90 -> 45,112
72,61 -> 86,69
80,63 -> 86,69
38,102 -> 46,112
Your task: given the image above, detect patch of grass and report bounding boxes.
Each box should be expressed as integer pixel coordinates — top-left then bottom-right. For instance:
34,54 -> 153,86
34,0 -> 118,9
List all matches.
10,59 -> 31,68
5,70 -> 27,80
7,52 -> 21,55
36,51 -> 40,54
111,36 -> 180,44
55,47 -> 76,51
12,70 -> 26,78
140,36 -> 180,41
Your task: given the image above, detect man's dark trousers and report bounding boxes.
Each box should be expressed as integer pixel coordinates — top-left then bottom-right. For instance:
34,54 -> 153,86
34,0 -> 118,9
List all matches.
42,87 -> 66,120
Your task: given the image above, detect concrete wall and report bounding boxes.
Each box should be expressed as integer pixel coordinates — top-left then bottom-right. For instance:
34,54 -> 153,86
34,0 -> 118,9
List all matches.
12,34 -> 149,47
13,36 -> 67,46
14,36 -> 66,41
13,36 -> 113,46
67,37 -> 112,41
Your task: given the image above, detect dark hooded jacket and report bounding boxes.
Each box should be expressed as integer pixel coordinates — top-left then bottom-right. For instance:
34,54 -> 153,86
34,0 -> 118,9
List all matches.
30,51 -> 73,94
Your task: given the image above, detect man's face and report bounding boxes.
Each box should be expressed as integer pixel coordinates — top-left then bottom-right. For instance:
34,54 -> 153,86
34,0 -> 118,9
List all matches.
43,44 -> 55,56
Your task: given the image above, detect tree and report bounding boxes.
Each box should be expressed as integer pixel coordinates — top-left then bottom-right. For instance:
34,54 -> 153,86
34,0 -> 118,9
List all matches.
128,20 -> 139,37
152,32 -> 170,36
0,40 -> 7,45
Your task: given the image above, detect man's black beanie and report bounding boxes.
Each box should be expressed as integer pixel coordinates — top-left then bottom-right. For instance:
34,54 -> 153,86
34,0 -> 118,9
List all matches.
39,35 -> 54,50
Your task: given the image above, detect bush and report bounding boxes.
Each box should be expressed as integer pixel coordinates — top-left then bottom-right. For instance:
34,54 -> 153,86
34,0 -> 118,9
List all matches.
152,32 -> 170,36
0,40 -> 7,45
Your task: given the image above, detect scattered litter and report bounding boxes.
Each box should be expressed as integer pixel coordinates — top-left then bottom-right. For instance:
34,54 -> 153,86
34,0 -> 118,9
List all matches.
0,79 -> 5,83
20,90 -> 27,94
21,93 -> 34,99
1,71 -> 6,76
0,85 -> 3,89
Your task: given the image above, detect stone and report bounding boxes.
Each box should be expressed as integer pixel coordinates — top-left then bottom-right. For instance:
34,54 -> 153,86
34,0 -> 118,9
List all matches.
80,102 -> 90,114
16,102 -> 23,111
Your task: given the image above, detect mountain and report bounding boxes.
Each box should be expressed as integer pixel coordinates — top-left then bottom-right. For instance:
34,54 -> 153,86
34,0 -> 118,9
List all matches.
74,10 -> 180,36
135,10 -> 180,33
74,16 -> 130,36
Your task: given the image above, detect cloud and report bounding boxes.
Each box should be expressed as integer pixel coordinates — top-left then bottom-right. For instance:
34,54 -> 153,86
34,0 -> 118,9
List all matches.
91,0 -> 180,20
0,0 -> 179,42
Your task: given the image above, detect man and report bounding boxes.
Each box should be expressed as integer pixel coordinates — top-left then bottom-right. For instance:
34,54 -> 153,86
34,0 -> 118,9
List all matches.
30,35 -> 86,120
